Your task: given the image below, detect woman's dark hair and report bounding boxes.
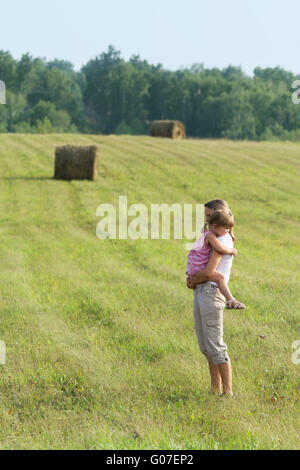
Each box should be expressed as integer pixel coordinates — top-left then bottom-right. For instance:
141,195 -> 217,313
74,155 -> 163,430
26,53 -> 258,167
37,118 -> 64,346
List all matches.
204,199 -> 229,211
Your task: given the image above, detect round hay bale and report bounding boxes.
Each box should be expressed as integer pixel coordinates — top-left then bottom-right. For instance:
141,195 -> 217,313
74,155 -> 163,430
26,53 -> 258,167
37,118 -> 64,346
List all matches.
150,120 -> 186,139
54,145 -> 99,181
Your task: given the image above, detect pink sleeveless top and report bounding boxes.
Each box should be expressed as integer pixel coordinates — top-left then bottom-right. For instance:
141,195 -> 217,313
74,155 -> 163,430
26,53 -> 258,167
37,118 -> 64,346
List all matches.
186,230 -> 212,277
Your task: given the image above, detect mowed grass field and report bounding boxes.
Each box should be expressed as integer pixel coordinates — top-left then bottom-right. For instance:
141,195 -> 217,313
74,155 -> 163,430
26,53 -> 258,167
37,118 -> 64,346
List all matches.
0,134 -> 299,450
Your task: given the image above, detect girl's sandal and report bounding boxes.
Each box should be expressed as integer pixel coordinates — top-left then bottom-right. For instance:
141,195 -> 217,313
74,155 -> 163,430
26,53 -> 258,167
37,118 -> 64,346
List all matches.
226,298 -> 246,309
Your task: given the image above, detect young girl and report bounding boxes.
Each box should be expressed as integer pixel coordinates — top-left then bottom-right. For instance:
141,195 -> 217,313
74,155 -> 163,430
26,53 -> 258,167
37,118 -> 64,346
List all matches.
186,210 -> 245,309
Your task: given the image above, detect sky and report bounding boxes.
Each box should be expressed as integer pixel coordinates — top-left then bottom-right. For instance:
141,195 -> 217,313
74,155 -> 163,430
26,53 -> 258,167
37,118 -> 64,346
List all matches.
0,0 -> 300,76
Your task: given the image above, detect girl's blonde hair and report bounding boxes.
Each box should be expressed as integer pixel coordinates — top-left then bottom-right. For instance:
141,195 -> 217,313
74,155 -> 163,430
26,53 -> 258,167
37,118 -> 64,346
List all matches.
204,199 -> 236,241
208,209 -> 234,227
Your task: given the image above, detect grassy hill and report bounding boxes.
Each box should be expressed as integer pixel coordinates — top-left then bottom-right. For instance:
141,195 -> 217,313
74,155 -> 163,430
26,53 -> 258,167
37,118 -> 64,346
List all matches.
0,134 -> 299,449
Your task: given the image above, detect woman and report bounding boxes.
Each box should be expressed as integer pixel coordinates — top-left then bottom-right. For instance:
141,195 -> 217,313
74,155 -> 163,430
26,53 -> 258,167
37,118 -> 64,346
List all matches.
186,199 -> 238,395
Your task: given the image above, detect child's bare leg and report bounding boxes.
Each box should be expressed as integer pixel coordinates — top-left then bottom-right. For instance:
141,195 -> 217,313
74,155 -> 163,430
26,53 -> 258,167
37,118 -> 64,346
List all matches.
208,362 -> 222,394
210,271 -> 246,308
218,360 -> 233,395
209,271 -> 233,301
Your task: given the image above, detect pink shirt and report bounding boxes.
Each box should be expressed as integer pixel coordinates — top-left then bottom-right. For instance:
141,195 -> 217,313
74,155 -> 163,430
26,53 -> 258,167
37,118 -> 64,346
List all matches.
186,230 -> 213,277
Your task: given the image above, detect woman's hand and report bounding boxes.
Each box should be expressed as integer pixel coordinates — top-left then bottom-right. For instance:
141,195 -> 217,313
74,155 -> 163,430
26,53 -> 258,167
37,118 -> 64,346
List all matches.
186,276 -> 195,289
232,248 -> 237,256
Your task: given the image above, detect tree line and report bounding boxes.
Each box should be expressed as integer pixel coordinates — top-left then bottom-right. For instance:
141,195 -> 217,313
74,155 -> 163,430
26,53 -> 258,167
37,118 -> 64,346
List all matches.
1,45 -> 300,140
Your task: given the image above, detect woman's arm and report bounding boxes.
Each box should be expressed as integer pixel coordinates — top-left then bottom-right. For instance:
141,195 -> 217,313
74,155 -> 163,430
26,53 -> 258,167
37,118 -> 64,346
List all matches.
206,232 -> 237,256
187,250 -> 223,288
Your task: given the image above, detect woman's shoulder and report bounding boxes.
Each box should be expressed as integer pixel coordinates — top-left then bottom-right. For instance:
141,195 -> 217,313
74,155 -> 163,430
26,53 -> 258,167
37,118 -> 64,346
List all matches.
218,232 -> 233,246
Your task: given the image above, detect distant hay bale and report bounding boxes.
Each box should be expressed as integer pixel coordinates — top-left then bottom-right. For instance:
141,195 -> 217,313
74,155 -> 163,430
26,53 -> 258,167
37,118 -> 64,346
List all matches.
54,145 -> 98,181
150,120 -> 186,139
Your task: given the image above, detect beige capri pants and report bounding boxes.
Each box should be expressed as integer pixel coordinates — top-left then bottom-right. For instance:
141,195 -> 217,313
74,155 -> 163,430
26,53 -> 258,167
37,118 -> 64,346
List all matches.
193,282 -> 230,365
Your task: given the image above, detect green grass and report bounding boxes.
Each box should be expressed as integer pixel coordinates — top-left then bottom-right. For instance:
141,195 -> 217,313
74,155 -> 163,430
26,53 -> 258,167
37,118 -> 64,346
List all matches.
0,134 -> 299,449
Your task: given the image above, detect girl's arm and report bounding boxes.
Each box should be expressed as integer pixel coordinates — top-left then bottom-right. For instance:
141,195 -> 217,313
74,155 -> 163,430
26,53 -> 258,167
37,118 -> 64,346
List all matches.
206,232 -> 237,256
188,250 -> 223,287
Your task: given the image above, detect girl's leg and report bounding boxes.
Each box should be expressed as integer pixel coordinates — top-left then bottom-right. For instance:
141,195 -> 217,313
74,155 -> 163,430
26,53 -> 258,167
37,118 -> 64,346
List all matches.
208,362 -> 222,394
218,360 -> 233,395
209,271 -> 233,301
210,272 -> 246,308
